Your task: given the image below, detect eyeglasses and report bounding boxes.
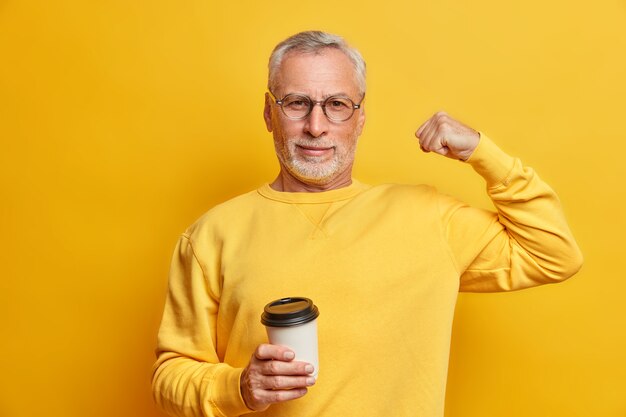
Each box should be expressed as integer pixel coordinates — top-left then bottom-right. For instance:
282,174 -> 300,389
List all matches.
268,90 -> 363,122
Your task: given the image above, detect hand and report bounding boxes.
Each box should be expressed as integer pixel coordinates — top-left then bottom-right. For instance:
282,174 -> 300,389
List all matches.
415,111 -> 480,161
240,344 -> 316,412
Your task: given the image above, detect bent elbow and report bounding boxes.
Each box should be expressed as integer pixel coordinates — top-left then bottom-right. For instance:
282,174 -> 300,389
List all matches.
550,245 -> 584,282
565,246 -> 584,279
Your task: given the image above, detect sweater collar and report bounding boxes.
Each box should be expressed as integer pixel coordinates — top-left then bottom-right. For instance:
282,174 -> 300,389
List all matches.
257,179 -> 369,204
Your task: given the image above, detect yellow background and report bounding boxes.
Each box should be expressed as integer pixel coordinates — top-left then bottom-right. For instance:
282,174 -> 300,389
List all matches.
1,0 -> 624,416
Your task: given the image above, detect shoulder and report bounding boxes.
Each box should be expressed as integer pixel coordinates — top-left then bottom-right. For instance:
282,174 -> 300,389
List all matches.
183,188 -> 262,240
360,183 -> 466,216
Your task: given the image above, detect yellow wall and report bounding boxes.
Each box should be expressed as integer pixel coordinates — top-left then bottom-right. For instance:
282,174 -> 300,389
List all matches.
1,1 -> 624,416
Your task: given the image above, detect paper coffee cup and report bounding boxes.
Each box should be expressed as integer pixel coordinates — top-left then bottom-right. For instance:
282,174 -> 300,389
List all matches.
261,297 -> 320,379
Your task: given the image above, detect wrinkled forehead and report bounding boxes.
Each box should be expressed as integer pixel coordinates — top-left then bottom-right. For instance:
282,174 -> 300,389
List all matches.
274,49 -> 361,98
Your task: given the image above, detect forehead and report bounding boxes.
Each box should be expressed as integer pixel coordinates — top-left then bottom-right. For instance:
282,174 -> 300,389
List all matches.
276,48 -> 359,97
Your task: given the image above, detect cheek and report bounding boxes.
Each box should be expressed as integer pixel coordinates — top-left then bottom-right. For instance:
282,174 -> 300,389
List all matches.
272,132 -> 288,154
337,124 -> 360,146
275,120 -> 304,141
272,124 -> 295,151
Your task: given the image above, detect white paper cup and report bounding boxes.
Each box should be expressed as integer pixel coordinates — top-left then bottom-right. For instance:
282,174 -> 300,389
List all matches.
261,297 -> 320,379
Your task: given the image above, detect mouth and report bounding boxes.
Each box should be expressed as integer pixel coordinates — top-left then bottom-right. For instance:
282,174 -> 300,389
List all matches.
296,144 -> 334,157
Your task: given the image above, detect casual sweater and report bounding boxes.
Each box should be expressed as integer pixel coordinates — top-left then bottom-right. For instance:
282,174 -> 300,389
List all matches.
152,134 -> 583,417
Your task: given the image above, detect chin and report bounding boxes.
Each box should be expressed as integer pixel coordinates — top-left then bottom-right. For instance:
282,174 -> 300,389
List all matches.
288,169 -> 336,186
287,161 -> 341,185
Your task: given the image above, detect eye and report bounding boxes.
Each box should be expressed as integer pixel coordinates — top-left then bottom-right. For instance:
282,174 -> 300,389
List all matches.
283,96 -> 310,110
328,98 -> 350,109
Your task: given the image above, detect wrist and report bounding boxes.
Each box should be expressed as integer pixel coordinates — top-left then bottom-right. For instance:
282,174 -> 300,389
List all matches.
465,133 -> 516,187
458,131 -> 480,161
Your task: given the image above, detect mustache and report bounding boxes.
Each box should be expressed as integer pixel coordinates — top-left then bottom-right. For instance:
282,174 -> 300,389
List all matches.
292,138 -> 336,148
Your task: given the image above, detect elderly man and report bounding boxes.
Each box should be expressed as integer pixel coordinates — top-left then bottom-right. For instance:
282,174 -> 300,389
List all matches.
152,31 -> 582,417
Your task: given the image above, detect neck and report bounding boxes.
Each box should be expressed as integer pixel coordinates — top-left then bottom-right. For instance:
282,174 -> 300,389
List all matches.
270,169 -> 353,192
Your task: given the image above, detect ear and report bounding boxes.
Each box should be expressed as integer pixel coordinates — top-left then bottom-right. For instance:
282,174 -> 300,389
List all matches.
355,104 -> 366,137
263,92 -> 273,132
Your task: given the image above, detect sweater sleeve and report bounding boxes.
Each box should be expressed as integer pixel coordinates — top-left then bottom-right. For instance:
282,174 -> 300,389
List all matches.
439,133 -> 583,292
152,234 -> 253,417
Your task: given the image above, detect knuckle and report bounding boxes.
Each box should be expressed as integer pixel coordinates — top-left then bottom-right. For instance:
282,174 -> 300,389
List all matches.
251,390 -> 264,403
268,376 -> 279,389
249,369 -> 263,383
251,364 -> 264,377
268,360 -> 280,374
270,391 -> 283,403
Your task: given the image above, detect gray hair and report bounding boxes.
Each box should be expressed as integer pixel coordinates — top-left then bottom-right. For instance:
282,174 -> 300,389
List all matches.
268,31 -> 366,96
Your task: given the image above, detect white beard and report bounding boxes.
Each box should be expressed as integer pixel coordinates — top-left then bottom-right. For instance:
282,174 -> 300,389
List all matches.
275,137 -> 357,185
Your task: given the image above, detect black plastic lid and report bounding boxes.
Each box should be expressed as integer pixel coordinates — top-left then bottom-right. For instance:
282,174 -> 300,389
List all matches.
261,297 -> 320,327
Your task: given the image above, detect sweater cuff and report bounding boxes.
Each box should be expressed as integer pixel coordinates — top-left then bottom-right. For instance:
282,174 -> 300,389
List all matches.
465,132 -> 516,188
209,365 -> 253,416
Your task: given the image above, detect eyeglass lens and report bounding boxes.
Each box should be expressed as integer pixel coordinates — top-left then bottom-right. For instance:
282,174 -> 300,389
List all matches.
281,95 -> 355,121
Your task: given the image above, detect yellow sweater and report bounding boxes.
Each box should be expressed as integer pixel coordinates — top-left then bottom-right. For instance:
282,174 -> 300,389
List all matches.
152,135 -> 582,417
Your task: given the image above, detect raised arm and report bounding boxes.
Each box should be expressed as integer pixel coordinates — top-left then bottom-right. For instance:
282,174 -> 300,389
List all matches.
416,111 -> 583,291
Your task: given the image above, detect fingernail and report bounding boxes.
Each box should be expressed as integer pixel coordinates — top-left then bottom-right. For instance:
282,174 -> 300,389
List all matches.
284,351 -> 295,360
306,377 -> 316,386
305,365 -> 314,374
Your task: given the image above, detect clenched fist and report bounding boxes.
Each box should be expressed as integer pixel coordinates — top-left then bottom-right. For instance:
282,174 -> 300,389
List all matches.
415,111 -> 480,161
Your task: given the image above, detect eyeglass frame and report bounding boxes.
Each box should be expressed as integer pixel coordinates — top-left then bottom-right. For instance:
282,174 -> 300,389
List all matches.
267,90 -> 364,122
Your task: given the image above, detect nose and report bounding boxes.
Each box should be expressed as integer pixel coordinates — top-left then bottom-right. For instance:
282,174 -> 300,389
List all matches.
303,103 -> 329,138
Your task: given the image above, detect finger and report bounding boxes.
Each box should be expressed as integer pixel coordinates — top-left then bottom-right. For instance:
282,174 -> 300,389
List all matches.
262,360 -> 315,376
415,116 -> 434,143
433,143 -> 449,156
416,120 -> 434,151
415,118 -> 430,139
420,118 -> 439,151
429,127 -> 449,156
256,387 -> 309,405
262,374 -> 316,390
426,111 -> 453,151
255,344 -> 295,361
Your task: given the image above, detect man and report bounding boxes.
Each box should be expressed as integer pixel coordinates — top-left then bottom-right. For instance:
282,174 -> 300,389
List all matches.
152,31 -> 582,417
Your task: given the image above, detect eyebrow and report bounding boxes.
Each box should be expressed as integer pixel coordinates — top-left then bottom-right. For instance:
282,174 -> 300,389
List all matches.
288,91 -> 352,100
